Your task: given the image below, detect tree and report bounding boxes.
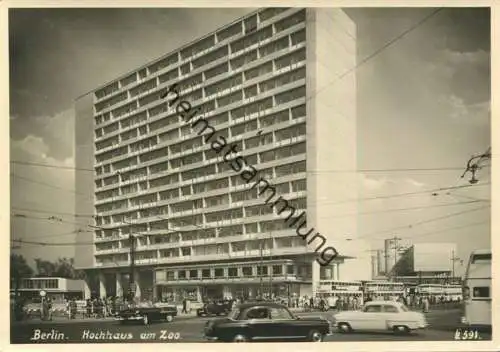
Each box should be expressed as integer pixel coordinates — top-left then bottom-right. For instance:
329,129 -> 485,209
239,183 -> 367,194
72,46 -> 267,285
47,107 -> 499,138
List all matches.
35,257 -> 85,279
10,254 -> 34,297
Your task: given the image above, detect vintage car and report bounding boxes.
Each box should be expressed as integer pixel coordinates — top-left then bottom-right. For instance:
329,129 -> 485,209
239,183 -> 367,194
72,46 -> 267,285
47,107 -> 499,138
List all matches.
116,302 -> 177,325
203,302 -> 332,342
197,300 -> 233,317
333,300 -> 428,334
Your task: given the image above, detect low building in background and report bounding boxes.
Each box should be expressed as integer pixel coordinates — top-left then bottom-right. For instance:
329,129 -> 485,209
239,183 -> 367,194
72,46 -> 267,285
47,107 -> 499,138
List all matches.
389,242 -> 460,287
10,277 -> 86,302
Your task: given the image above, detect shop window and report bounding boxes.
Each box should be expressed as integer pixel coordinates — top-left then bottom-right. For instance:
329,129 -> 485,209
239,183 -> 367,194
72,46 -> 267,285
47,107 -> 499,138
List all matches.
214,268 -> 224,278
189,269 -> 199,279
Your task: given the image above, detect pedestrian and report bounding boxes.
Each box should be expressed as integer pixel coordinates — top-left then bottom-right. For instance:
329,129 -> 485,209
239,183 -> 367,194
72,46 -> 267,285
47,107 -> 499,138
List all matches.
422,296 -> 429,313
182,298 -> 187,314
70,299 -> 77,319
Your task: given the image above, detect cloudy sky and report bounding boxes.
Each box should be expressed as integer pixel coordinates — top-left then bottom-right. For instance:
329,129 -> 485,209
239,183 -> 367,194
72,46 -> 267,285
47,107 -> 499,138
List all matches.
9,7 -> 491,275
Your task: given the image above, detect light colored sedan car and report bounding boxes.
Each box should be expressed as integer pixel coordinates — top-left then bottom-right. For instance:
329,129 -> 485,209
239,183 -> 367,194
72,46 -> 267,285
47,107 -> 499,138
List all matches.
333,301 -> 428,334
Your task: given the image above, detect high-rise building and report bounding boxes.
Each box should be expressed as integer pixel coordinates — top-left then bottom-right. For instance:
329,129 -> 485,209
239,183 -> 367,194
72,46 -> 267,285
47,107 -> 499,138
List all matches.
384,237 -> 412,276
75,7 -> 371,302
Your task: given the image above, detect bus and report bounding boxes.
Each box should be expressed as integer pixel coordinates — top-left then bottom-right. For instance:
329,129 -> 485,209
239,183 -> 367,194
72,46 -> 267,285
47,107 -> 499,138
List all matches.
461,249 -> 491,330
415,284 -> 444,297
443,285 -> 462,301
362,281 -> 405,300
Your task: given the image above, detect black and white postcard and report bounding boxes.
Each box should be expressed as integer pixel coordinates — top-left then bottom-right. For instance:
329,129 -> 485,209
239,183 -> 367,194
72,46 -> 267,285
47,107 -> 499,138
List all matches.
4,1 -> 496,351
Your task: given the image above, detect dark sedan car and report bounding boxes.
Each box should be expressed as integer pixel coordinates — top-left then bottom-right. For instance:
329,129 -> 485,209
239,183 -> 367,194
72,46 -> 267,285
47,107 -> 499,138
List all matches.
116,303 -> 177,325
204,302 -> 332,342
197,300 -> 232,317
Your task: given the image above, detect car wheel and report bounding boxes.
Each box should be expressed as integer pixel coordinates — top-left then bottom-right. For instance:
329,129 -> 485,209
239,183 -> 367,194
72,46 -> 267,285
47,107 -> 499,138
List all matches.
308,329 -> 323,342
165,315 -> 173,322
393,325 -> 410,334
232,334 -> 248,342
337,322 -> 352,333
142,315 -> 149,325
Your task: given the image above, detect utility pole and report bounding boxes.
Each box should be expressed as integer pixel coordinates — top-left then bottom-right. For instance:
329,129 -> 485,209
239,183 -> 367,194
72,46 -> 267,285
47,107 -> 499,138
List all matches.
460,147 -> 491,184
450,250 -> 461,284
259,238 -> 264,297
129,233 -> 136,302
269,230 -> 273,299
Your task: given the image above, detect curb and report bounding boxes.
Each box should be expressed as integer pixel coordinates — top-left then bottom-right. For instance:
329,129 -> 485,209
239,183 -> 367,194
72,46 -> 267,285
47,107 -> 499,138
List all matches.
12,314 -> 200,326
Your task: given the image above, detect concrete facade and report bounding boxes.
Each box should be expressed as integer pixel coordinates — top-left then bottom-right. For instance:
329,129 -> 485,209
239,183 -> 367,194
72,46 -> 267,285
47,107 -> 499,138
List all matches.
75,7 -> 371,301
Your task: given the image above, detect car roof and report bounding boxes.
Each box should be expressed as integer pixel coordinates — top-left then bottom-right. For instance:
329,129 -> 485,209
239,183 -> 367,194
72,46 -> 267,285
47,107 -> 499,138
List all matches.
236,301 -> 287,309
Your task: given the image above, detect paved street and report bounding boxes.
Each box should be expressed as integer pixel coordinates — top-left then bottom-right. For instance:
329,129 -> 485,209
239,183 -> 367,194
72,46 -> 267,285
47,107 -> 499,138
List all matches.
10,309 -> 491,343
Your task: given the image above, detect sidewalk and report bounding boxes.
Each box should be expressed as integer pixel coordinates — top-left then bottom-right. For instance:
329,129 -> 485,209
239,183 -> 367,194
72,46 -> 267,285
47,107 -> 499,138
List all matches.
13,310 -> 199,325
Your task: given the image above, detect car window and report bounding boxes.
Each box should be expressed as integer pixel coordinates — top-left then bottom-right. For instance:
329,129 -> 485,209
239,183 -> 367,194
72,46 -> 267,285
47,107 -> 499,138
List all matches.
399,305 -> 409,312
364,305 -> 382,313
269,307 -> 293,320
382,305 -> 399,313
244,307 -> 270,320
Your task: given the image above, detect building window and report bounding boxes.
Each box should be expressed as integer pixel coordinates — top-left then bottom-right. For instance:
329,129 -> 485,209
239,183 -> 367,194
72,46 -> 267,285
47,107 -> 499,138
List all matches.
242,267 -> 253,277
473,287 -> 490,298
228,268 -> 238,277
272,265 -> 282,275
214,268 -> 224,278
287,265 -> 294,275
178,270 -> 186,280
166,271 -> 175,281
189,270 -> 199,279
257,266 -> 268,276
202,269 -> 211,279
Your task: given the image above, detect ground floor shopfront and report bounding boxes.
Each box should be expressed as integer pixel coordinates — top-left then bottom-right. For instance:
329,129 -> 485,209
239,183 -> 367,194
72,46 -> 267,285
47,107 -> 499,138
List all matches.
83,253 -> 359,302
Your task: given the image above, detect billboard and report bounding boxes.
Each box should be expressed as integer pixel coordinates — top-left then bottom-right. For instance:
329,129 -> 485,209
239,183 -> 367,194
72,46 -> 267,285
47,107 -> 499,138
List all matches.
413,243 -> 457,272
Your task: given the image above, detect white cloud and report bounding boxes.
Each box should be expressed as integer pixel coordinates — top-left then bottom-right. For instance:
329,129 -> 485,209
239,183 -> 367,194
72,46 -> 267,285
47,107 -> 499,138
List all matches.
405,178 -> 425,188
442,95 -> 490,125
360,175 -> 392,191
10,108 -> 75,162
443,49 -> 490,66
360,174 -> 426,192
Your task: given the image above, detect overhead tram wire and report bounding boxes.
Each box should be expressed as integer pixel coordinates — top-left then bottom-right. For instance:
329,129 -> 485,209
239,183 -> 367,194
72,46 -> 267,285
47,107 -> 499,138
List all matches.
397,220 -> 490,241
10,160 -> 95,172
12,218 -> 490,249
10,173 -> 94,201
10,175 -> 490,220
11,207 -> 94,218
9,9 -> 447,204
12,182 -> 489,237
356,204 -> 490,239
10,159 -> 468,174
11,8 -> 450,249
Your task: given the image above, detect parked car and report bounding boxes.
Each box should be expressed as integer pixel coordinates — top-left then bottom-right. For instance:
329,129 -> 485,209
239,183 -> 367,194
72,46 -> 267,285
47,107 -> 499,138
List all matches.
116,302 -> 177,325
333,300 -> 428,334
197,300 -> 232,317
203,301 -> 332,342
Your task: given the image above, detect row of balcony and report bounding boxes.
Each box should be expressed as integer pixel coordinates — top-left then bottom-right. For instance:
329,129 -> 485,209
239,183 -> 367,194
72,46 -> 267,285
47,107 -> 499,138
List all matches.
95,25 -> 305,123
94,147 -> 306,211
93,136 -> 306,199
94,156 -> 306,218
94,8 -> 300,104
94,245 -> 314,268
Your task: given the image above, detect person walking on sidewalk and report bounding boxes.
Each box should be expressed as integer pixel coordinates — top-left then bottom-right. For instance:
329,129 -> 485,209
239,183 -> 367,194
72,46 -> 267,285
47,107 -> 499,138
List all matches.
181,298 -> 188,314
422,296 -> 430,313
